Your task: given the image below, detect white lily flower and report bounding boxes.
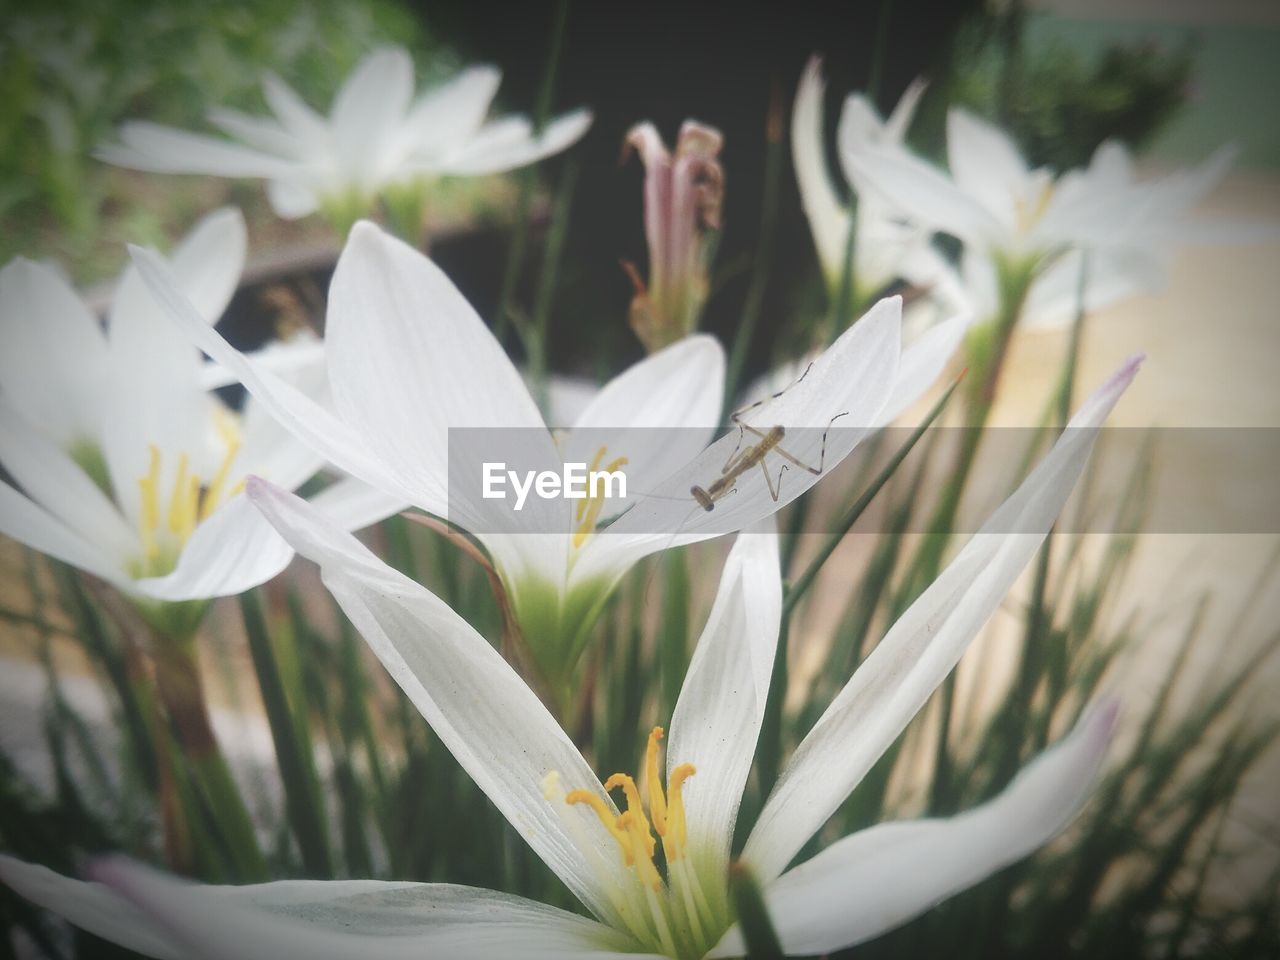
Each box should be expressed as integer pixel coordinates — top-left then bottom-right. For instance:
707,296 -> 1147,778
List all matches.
792,56 -> 945,301
98,46 -> 592,226
0,208 -> 401,629
129,220 -> 921,686
934,136 -> 1269,331
843,108 -> 1106,269
0,356 -> 1139,957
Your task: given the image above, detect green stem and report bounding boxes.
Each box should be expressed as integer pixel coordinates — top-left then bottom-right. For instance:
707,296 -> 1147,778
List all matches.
724,86 -> 786,415
783,376 -> 961,617
240,590 -> 332,876
151,630 -> 268,881
494,0 -> 570,341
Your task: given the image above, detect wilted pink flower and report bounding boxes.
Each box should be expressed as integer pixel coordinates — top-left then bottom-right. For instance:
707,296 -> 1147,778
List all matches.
623,120 -> 724,352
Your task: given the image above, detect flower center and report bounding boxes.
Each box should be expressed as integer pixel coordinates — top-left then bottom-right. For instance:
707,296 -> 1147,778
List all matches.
1014,177 -> 1055,235
572,445 -> 628,549
134,410 -> 243,575
542,727 -> 726,958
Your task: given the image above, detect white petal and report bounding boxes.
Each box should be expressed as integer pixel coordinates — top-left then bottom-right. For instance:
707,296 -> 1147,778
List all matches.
0,402 -> 135,558
792,56 -> 851,280
875,309 -> 970,426
0,257 -> 109,449
564,334 -> 724,523
201,333 -> 327,391
592,296 -> 901,573
246,479 -> 636,927
207,108 -> 301,158
133,492 -> 292,601
884,77 -> 927,143
305,475 -> 407,531
0,855 -> 182,959
265,178 -> 320,219
328,46 -> 414,183
402,64 -> 502,158
945,108 -> 1027,230
325,221 -> 551,517
431,109 -> 592,176
262,72 -> 329,146
0,855 -> 645,960
543,373 -> 601,426
98,122 -> 296,177
845,143 -> 1002,249
0,478 -> 124,587
713,705 -> 1117,957
668,525 -> 781,876
110,207 -> 246,388
742,357 -> 1141,881
127,245 -> 419,507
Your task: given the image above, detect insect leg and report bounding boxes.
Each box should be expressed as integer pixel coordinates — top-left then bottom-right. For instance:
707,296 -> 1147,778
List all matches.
728,360 -> 816,425
759,459 -> 789,502
771,411 -> 851,475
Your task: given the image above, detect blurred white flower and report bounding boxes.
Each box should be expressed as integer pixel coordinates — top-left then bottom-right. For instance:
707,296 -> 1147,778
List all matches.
0,354 -> 1139,957
948,138 -> 1275,328
0,209 -> 399,625
792,56 -> 945,302
623,120 -> 724,352
98,46 -> 592,226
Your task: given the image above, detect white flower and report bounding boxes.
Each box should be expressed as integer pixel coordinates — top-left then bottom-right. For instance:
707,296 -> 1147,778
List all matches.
792,56 -> 946,301
129,220 -> 960,684
1006,141 -> 1276,329
0,209 -> 400,618
0,355 -> 1139,957
98,46 -> 592,224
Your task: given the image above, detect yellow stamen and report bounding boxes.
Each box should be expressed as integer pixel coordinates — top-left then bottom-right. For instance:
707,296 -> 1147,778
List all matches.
605,773 -> 656,861
566,789 -> 634,861
666,763 -> 697,858
1015,181 -> 1054,235
575,447 -> 607,524
560,726 -> 697,893
137,444 -> 162,559
200,426 -> 242,522
645,727 -> 669,836
166,453 -> 199,541
572,446 -> 629,549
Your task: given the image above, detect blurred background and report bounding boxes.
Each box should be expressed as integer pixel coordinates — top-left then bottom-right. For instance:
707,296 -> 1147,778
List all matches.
1,0 -> 1278,957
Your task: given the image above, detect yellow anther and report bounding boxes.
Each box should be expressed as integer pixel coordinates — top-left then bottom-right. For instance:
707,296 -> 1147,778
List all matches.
566,789 -> 634,861
575,447 -> 608,524
620,811 -> 663,892
200,435 -> 240,522
666,763 -> 697,858
645,727 -> 669,836
571,446 -> 630,549
605,773 -> 655,861
166,453 -> 199,541
555,730 -> 696,891
137,444 -> 162,559
1015,181 -> 1055,235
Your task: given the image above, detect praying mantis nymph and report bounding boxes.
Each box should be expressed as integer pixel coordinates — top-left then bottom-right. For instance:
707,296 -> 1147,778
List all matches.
690,361 -> 850,512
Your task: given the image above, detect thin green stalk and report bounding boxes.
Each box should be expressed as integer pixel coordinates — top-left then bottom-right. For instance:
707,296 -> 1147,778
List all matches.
528,159 -> 578,412
724,86 -> 786,414
867,0 -> 897,101
493,0 -> 570,342
730,862 -> 785,960
785,375 -> 961,617
151,631 -> 268,881
661,550 -> 690,722
240,590 -> 332,876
